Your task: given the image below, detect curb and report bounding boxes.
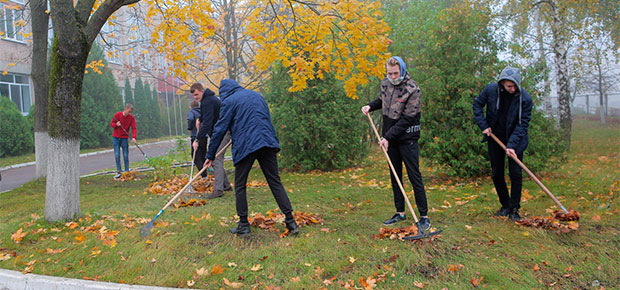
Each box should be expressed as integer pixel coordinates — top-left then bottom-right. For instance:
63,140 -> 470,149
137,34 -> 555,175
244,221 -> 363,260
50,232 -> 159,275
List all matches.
0,140 -> 176,172
0,269 -> 196,290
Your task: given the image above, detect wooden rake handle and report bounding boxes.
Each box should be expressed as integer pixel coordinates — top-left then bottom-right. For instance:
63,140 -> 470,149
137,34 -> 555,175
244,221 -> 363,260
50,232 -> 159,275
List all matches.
160,141 -> 232,212
488,132 -> 568,213
365,113 -> 420,223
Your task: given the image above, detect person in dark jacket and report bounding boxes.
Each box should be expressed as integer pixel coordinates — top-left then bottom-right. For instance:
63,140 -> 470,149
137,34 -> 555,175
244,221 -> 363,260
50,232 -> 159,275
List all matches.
187,99 -> 201,158
361,56 -> 432,230
472,66 -> 533,221
204,79 -> 299,237
191,83 -> 232,198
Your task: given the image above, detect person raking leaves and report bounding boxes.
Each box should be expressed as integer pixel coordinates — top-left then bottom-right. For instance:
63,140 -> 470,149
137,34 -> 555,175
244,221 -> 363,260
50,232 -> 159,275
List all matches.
204,79 -> 299,237
110,104 -> 137,179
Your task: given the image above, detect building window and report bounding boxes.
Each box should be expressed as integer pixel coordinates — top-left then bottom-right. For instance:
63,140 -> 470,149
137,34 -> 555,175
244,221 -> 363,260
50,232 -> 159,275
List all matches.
0,73 -> 31,114
0,4 -> 26,43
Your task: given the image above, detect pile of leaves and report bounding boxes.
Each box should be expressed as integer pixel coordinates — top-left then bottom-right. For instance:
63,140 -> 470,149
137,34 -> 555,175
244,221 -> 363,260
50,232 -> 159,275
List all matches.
115,170 -> 139,181
145,175 -> 214,195
372,226 -> 418,240
174,198 -> 208,208
517,210 -> 581,233
248,210 -> 324,237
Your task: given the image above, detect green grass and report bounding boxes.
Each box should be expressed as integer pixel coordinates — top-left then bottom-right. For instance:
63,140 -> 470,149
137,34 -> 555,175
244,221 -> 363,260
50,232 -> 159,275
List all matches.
0,118 -> 618,289
0,135 -> 180,168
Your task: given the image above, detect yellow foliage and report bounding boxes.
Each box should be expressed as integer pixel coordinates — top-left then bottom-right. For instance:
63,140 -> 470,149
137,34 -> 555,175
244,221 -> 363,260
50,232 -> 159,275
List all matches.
145,0 -> 389,98
246,0 -> 391,99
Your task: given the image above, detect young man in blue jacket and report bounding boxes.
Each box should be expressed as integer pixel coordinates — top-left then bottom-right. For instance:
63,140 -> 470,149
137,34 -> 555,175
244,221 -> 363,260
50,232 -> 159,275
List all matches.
204,79 -> 299,237
361,56 -> 432,230
472,66 -> 533,221
191,83 -> 232,199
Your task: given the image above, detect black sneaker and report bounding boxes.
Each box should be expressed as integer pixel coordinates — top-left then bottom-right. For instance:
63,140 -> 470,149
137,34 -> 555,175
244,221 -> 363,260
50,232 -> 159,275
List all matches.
383,213 -> 406,225
508,209 -> 521,221
494,207 -> 511,217
113,172 -> 122,179
418,217 -> 431,231
230,222 -> 250,236
285,219 -> 299,236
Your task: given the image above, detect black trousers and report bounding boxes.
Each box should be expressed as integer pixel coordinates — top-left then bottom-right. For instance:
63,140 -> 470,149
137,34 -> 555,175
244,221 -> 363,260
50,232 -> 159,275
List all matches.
387,140 -> 428,216
234,147 -> 293,220
488,138 -> 523,210
194,138 -> 208,178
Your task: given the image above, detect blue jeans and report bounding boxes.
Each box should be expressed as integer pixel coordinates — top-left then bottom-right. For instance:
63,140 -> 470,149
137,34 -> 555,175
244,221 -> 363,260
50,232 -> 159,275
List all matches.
113,137 -> 129,172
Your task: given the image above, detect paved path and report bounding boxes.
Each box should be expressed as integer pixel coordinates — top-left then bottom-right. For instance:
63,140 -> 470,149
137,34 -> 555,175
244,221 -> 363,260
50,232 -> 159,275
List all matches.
0,140 -> 181,193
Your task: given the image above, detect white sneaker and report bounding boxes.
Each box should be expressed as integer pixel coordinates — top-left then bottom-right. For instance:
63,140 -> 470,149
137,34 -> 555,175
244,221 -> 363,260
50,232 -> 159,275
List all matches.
114,172 -> 122,179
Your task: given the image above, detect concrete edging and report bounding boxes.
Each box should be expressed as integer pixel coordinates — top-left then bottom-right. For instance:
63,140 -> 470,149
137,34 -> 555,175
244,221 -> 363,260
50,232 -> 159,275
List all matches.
0,269 -> 193,290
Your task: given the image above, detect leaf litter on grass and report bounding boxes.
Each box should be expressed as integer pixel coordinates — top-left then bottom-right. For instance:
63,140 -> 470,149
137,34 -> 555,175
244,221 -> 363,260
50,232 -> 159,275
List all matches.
516,209 -> 581,233
248,210 -> 324,237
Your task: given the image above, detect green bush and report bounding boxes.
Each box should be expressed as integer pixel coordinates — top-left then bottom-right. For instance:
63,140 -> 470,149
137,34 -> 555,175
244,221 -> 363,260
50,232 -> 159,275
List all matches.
0,97 -> 34,156
266,66 -> 367,171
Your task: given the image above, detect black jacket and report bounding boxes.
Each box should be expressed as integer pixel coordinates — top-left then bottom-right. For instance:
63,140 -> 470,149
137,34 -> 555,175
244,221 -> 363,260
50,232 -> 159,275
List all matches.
196,88 -> 220,139
472,82 -> 533,152
367,72 -> 422,143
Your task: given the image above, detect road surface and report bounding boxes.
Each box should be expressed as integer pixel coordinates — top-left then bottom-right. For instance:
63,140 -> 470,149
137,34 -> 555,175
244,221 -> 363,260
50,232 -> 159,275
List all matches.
0,140 -> 181,193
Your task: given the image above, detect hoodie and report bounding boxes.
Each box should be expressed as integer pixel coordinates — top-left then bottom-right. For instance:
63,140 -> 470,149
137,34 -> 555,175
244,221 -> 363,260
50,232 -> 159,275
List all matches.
206,79 -> 280,164
367,56 -> 422,143
472,66 -> 533,152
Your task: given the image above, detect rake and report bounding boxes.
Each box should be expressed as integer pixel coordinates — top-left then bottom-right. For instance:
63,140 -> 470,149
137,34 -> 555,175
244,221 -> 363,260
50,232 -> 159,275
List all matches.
488,132 -> 569,214
140,141 -> 232,238
365,113 -> 442,240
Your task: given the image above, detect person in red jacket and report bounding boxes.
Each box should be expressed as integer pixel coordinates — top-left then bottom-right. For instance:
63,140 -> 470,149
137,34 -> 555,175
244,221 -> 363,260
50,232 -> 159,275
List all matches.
110,104 -> 137,178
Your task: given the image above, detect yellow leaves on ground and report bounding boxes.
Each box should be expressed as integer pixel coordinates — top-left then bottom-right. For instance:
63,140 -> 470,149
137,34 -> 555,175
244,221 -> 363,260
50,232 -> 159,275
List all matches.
248,210 -> 323,236
517,209 -> 581,233
115,170 -> 139,181
448,264 -> 464,273
211,264 -> 225,275
470,276 -> 484,287
372,226 -> 417,240
223,278 -> 243,288
250,264 -> 263,272
10,228 -> 26,244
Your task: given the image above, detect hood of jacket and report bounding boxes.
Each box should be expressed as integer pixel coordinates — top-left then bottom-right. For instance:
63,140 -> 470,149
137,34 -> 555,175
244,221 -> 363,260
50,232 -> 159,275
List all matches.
392,56 -> 407,79
497,66 -> 522,94
219,79 -> 243,100
496,66 -> 524,125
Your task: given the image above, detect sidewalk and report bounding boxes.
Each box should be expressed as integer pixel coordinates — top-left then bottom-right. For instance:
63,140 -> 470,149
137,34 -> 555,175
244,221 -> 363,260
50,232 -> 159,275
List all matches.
0,140 -> 178,193
0,269 -> 198,290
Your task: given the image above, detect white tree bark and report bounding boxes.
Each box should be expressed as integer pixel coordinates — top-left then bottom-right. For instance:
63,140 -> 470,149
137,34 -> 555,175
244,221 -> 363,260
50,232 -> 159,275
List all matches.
550,2 -> 572,150
44,137 -> 80,221
34,132 -> 49,178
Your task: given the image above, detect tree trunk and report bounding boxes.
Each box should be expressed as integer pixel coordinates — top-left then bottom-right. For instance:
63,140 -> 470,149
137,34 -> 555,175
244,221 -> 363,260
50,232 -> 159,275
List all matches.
45,34 -> 90,221
30,0 -> 50,178
551,3 -> 571,150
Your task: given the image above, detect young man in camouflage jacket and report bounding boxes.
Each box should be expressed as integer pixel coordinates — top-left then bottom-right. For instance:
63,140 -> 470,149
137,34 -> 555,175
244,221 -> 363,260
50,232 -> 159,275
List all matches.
361,56 -> 431,230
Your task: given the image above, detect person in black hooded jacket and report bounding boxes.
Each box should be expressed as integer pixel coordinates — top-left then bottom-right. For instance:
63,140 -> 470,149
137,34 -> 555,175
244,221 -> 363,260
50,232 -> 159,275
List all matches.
361,56 -> 432,231
472,66 -> 533,221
